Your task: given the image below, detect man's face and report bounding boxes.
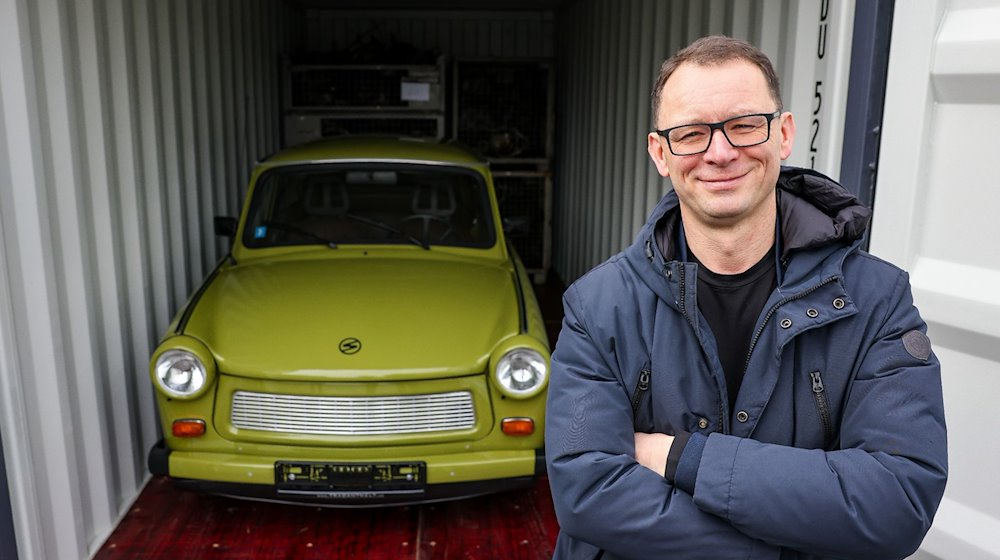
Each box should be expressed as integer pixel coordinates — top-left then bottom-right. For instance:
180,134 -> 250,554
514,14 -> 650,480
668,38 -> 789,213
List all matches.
647,60 -> 795,229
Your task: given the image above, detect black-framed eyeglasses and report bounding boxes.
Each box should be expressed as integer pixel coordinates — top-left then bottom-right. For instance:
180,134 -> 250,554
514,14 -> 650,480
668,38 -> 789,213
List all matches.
655,111 -> 782,156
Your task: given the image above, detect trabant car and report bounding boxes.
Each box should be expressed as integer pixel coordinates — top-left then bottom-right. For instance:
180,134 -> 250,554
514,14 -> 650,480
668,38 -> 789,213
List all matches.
147,136 -> 549,505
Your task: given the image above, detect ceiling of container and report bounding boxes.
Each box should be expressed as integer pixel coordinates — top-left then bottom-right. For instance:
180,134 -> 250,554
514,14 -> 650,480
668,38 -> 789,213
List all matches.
289,0 -> 565,10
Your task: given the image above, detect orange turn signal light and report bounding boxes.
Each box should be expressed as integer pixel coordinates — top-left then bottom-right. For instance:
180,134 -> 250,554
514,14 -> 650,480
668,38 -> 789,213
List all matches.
501,417 -> 535,436
172,418 -> 207,438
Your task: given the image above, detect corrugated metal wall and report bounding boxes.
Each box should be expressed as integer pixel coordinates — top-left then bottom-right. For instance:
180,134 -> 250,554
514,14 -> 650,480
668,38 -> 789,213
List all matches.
552,0 -> 855,283
0,0 -> 288,558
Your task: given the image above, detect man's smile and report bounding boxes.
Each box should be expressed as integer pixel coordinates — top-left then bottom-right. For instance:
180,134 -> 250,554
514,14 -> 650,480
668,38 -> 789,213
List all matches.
698,169 -> 750,189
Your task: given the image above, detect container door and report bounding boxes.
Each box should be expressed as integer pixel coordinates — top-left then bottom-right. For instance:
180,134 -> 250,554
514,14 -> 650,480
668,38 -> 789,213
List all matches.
0,431 -> 16,560
874,2 -> 1000,558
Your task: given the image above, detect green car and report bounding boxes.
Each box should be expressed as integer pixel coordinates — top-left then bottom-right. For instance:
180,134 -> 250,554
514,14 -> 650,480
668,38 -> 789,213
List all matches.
147,137 -> 550,506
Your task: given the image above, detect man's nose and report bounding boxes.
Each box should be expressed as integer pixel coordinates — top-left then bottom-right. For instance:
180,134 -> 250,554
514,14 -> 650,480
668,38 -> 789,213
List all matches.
704,128 -> 739,161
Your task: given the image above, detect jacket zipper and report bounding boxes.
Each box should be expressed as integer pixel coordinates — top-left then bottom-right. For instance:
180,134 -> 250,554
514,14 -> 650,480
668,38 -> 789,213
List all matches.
631,367 -> 651,417
677,263 -> 691,323
810,371 -> 834,445
676,263 -> 726,432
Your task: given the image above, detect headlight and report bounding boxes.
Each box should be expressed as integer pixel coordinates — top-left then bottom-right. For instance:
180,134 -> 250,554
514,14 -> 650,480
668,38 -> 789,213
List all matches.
154,349 -> 207,398
494,348 -> 547,398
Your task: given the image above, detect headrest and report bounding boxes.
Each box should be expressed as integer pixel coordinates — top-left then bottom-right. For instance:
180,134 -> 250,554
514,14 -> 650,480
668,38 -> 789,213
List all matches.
304,183 -> 349,216
411,185 -> 455,217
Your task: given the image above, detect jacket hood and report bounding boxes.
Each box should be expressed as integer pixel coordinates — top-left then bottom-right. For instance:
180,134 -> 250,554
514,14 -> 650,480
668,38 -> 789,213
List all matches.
775,167 -> 872,257
626,166 -> 871,291
182,254 -> 519,380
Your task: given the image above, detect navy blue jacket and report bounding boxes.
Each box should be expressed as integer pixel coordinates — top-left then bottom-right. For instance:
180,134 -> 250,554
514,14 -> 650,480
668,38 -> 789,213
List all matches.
545,167 -> 947,559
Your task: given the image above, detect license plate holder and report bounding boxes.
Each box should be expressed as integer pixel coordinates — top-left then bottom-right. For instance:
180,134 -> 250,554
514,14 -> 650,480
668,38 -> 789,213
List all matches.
275,461 -> 426,495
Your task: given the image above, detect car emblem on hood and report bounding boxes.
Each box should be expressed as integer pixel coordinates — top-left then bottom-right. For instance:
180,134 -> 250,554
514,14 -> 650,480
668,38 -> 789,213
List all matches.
339,338 -> 362,355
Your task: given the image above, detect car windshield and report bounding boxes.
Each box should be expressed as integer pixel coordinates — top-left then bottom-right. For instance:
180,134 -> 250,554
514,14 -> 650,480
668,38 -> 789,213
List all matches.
243,163 -> 497,249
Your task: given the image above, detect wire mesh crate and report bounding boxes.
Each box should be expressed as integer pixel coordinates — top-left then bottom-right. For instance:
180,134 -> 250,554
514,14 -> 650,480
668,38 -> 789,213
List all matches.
453,60 -> 554,163
286,62 -> 444,112
494,170 -> 552,282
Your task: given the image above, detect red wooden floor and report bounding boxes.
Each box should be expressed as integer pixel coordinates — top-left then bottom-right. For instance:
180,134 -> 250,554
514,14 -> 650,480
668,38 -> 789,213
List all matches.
95,475 -> 559,559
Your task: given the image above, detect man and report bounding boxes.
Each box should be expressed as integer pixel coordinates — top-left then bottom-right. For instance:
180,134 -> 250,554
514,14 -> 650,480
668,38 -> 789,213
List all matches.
545,35 -> 947,559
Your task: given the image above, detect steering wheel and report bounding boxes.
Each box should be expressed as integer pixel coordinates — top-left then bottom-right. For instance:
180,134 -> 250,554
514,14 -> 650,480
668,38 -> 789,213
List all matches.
397,214 -> 454,242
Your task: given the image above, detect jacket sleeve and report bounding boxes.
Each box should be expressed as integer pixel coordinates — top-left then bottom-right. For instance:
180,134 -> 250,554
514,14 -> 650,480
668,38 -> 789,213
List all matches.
673,270 -> 948,559
545,284 -> 780,559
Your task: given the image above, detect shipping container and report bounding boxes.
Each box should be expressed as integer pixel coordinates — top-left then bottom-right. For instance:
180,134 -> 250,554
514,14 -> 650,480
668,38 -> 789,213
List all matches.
0,1 -> 995,558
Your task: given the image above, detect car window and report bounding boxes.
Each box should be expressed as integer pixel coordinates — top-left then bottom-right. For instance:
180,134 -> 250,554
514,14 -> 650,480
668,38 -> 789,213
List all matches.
242,164 -> 497,249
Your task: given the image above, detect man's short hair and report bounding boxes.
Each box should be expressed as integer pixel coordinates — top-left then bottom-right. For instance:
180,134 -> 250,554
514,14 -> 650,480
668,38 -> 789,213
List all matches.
650,35 -> 783,126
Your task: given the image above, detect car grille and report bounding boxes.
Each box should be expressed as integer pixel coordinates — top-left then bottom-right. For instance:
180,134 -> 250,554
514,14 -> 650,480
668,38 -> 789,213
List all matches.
230,390 -> 476,436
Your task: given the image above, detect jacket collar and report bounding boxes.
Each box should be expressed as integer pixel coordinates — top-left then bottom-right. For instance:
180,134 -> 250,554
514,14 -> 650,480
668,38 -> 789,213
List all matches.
627,166 -> 871,294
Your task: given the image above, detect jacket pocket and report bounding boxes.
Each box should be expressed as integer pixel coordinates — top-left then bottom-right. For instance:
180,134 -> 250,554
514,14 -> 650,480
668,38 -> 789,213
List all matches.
809,370 -> 833,447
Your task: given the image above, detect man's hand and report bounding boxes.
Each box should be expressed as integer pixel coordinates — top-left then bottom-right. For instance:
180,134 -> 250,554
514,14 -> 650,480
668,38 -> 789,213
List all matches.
634,432 -> 675,476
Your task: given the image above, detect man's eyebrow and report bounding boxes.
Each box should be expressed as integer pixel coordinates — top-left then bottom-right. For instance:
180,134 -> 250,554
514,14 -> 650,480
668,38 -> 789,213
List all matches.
661,109 -> 765,128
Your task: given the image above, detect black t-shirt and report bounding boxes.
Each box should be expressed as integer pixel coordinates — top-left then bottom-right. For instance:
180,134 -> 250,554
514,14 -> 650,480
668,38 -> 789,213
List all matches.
689,245 -> 777,413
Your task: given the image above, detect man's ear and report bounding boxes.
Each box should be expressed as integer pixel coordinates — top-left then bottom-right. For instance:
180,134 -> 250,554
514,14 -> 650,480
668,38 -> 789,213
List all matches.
647,133 -> 671,177
778,112 -> 796,160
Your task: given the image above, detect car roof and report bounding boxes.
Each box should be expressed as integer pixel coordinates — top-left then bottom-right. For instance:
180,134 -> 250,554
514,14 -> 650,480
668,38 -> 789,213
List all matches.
260,136 -> 487,167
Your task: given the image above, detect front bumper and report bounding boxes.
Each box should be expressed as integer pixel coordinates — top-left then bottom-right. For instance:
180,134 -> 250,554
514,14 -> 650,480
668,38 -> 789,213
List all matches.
148,439 -> 546,506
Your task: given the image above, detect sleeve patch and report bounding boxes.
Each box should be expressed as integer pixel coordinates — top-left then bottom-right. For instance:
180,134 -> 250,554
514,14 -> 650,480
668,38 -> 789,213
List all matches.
902,330 -> 932,361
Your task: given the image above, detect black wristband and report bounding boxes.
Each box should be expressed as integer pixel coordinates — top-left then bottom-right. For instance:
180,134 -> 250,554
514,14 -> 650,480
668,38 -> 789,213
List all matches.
665,430 -> 692,481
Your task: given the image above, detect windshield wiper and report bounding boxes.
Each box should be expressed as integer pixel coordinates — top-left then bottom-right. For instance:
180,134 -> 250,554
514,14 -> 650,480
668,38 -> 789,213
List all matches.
342,213 -> 430,250
262,222 -> 338,248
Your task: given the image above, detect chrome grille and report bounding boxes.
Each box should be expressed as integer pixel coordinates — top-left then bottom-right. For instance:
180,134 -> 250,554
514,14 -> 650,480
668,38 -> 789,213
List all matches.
230,390 -> 476,436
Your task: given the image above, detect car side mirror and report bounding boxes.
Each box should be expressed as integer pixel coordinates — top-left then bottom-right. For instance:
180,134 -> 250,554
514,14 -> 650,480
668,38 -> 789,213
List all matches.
214,216 -> 237,237
502,215 -> 530,236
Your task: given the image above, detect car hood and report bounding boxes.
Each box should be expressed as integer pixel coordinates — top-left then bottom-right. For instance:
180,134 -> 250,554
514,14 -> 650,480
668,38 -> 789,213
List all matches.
183,254 -> 520,380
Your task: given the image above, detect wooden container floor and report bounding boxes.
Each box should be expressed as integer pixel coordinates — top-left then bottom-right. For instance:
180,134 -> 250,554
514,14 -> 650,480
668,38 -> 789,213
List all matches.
95,475 -> 559,559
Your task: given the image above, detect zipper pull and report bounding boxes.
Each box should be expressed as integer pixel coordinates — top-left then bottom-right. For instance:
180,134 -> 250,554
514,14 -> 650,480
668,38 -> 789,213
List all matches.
638,368 -> 650,391
810,371 -> 825,394
631,367 -> 651,415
